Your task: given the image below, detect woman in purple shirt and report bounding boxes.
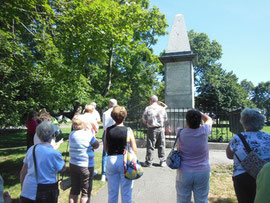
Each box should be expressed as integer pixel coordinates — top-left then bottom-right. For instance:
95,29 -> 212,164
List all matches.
176,110 -> 213,203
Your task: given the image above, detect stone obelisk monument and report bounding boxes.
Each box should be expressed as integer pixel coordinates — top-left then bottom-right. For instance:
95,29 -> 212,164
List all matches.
159,14 -> 196,109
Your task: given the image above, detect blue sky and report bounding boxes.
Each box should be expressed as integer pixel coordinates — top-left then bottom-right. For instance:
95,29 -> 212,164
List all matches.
150,0 -> 270,86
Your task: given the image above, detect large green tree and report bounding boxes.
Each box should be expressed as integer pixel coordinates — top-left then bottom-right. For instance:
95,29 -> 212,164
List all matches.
252,81 -> 270,121
188,30 -> 250,110
0,0 -> 167,127
240,79 -> 255,100
54,0 -> 167,111
195,67 -> 247,110
188,29 -> 223,87
0,0 -> 84,126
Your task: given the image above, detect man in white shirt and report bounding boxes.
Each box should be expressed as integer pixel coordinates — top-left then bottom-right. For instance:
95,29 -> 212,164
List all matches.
142,95 -> 168,167
101,99 -> 117,181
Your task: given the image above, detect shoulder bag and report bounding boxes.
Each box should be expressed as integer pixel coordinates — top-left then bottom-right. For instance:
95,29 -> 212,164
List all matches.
123,128 -> 143,180
166,129 -> 182,169
235,133 -> 267,179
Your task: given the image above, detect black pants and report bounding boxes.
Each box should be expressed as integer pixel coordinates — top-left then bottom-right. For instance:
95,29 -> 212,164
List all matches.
20,196 -> 36,203
233,172 -> 256,203
27,133 -> 35,150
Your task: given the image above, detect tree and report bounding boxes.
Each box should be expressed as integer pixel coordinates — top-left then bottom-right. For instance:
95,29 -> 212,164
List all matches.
55,0 -> 167,111
241,79 -> 255,100
0,0 -> 91,126
188,30 -> 251,111
188,30 -> 223,87
195,67 -> 247,110
252,81 -> 270,121
0,0 -> 167,126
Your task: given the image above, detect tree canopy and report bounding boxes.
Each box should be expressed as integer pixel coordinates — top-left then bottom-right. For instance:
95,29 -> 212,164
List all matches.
0,0 -> 168,127
252,81 -> 270,121
195,67 -> 247,110
188,29 -> 222,87
188,30 -> 255,111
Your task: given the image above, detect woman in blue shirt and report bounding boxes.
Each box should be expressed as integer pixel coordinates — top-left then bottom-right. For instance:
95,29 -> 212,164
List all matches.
20,122 -> 66,203
69,114 -> 99,203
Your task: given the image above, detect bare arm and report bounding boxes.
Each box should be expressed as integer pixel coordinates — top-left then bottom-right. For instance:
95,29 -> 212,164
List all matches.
158,101 -> 168,109
129,129 -> 137,154
226,144 -> 234,159
91,122 -> 98,134
201,113 -> 213,126
52,138 -> 64,150
20,164 -> 28,189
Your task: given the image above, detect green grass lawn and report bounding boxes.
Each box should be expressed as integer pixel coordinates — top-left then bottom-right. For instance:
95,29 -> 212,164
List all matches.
0,125 -> 269,202
263,126 -> 270,133
0,127 -> 106,202
209,165 -> 237,203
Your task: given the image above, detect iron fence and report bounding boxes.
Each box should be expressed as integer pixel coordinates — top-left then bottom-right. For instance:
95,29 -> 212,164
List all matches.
125,108 -> 243,143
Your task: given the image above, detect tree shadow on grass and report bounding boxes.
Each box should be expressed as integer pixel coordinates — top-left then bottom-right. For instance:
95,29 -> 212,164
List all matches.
0,129 -> 26,148
0,130 -> 69,149
0,147 -> 26,157
0,157 -> 24,188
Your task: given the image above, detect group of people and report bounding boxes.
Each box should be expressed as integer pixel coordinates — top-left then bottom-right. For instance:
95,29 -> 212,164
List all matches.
137,95 -> 270,203
9,94 -> 269,203
20,103 -> 101,203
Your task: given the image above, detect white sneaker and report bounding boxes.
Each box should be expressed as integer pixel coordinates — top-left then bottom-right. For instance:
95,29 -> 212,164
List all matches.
101,175 -> 106,182
93,171 -> 98,176
160,161 -> 166,167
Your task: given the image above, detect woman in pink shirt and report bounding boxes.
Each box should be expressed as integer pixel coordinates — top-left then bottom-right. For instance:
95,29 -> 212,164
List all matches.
176,110 -> 213,203
25,111 -> 38,149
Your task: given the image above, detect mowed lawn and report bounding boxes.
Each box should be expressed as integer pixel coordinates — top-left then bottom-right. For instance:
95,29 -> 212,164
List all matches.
0,125 -> 269,202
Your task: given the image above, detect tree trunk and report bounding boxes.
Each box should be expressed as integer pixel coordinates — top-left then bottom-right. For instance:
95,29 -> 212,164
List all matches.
102,45 -> 113,97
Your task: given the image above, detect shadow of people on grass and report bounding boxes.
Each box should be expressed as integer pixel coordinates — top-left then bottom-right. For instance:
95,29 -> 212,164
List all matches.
208,197 -> 236,203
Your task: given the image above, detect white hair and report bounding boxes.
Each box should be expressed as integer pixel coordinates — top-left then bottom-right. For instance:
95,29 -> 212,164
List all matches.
36,121 -> 59,142
109,99 -> 117,107
151,95 -> 158,102
90,102 -> 96,108
85,104 -> 95,113
240,108 -> 265,131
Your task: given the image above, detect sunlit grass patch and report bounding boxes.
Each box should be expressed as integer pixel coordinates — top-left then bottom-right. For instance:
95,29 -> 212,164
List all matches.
209,165 -> 237,203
